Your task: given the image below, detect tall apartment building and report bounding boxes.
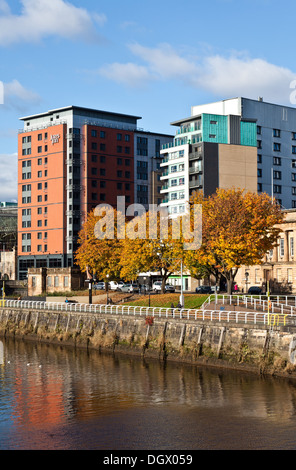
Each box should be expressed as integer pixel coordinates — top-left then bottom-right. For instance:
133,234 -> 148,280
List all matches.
18,106 -> 173,280
160,100 -> 258,215
161,97 -> 296,215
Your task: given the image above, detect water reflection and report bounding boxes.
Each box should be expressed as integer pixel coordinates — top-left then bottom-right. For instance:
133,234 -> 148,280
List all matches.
0,341 -> 3,365
1,337 -> 296,449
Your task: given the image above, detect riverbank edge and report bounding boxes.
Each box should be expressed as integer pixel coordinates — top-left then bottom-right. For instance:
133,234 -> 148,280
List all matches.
2,307 -> 296,380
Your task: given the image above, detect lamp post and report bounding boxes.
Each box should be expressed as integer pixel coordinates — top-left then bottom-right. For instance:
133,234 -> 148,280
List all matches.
85,266 -> 96,304
180,259 -> 184,307
106,274 -> 109,304
88,279 -> 92,304
245,271 -> 249,294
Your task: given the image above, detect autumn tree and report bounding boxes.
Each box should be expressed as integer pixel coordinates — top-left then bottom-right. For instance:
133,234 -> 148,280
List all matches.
186,188 -> 283,294
75,205 -> 123,287
119,209 -> 185,293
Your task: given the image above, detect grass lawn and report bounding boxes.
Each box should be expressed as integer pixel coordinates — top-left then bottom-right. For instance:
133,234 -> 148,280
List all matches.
122,293 -> 210,309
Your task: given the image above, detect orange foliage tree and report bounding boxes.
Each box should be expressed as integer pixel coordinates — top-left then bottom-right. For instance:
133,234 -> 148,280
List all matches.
185,188 -> 283,294
75,206 -> 123,285
119,209 -> 185,293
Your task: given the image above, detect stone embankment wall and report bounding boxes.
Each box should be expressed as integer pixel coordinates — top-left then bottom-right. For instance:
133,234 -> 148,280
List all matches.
1,307 -> 296,379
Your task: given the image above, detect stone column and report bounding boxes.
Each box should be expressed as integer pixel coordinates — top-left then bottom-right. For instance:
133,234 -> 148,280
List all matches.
284,230 -> 290,262
272,239 -> 278,262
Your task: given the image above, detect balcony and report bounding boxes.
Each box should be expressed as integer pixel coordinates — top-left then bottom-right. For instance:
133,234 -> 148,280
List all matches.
189,180 -> 203,189
189,166 -> 202,174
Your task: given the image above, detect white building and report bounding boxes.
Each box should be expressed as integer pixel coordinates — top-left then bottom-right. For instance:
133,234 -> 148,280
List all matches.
161,97 -> 296,210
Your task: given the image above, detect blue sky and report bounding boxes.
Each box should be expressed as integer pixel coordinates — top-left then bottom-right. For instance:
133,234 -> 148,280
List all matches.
0,0 -> 295,201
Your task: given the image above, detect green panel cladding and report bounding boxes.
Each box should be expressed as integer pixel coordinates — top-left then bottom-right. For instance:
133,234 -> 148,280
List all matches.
240,121 -> 257,147
202,114 -> 228,144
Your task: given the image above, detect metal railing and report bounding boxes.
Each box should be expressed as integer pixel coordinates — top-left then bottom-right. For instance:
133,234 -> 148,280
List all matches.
202,294 -> 296,315
1,299 -> 294,327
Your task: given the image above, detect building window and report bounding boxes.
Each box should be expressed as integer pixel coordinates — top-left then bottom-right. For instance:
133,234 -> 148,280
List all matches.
38,146 -> 42,153
255,268 -> 260,284
257,140 -> 262,149
258,183 -> 262,192
258,169 -> 262,178
273,170 -> 281,180
54,276 -> 59,287
273,157 -> 281,166
288,268 -> 293,283
257,126 -> 262,135
100,131 -> 106,138
257,154 -> 262,164
91,130 -> 97,137
100,155 -> 106,163
292,146 -> 296,154
292,173 -> 296,181
292,132 -> 296,140
273,185 -> 281,194
290,237 -> 294,257
280,238 -> 284,257
273,143 -> 281,152
273,129 -> 281,137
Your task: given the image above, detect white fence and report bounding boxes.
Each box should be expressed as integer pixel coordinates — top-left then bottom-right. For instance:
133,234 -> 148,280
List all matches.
1,299 -> 294,326
203,294 -> 296,316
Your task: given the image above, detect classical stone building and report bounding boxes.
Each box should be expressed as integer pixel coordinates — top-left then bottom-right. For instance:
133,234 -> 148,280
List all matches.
27,267 -> 84,296
236,209 -> 296,294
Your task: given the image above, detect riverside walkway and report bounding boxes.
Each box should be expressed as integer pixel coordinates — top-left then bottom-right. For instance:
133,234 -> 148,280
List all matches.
1,295 -> 296,327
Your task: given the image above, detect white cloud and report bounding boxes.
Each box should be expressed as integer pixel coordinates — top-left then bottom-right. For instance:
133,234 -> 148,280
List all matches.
129,43 -> 199,81
196,55 -> 295,104
99,62 -> 156,88
0,0 -> 105,45
99,42 -> 296,104
3,79 -> 41,111
0,153 -> 17,202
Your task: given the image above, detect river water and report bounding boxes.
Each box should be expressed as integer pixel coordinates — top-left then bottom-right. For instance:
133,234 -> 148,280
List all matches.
1,337 -> 296,451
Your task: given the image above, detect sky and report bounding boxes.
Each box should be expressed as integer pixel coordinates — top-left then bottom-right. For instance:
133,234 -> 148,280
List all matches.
0,0 -> 295,202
